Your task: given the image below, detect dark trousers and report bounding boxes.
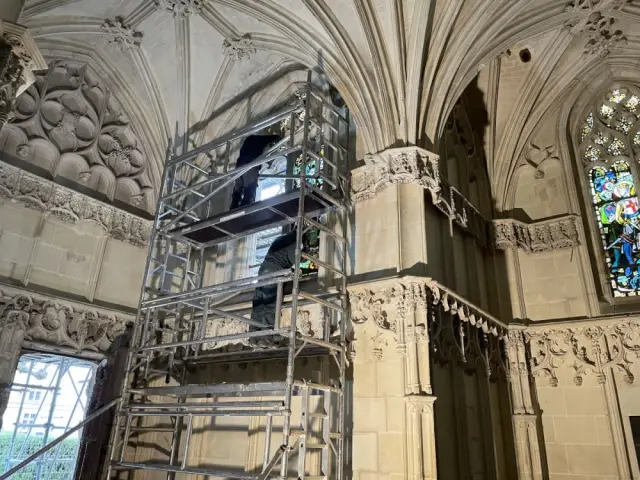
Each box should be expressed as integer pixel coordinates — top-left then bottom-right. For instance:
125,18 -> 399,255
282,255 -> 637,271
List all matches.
231,166 -> 259,209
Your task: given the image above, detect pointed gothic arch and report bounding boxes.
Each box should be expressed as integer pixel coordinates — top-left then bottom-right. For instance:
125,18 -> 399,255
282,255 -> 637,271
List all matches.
577,82 -> 640,296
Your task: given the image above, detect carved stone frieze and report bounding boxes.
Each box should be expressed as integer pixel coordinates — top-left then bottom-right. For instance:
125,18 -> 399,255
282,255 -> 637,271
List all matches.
525,318 -> 640,386
351,147 -> 440,203
101,17 -> 143,51
0,160 -> 152,247
222,34 -> 257,61
0,59 -> 154,213
348,277 -> 507,375
0,284 -> 134,354
492,215 -> 581,253
201,307 -> 325,351
155,0 -> 206,17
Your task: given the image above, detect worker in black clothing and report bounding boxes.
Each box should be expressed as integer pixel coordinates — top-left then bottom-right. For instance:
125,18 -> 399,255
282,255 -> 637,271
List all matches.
230,134 -> 282,209
250,228 -> 319,341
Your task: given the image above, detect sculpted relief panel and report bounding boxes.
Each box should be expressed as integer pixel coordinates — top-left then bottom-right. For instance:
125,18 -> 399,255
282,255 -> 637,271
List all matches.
0,284 -> 133,355
0,60 -> 154,214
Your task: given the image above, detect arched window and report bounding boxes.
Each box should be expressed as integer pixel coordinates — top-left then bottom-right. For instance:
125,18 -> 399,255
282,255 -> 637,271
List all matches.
579,84 -> 640,296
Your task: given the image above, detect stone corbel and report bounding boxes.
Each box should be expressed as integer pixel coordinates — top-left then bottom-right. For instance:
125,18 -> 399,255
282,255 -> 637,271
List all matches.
0,20 -> 46,128
492,214 -> 581,253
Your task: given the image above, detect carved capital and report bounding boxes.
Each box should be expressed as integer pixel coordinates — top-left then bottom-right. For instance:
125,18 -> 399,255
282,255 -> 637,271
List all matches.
492,215 -> 581,253
350,147 -> 440,203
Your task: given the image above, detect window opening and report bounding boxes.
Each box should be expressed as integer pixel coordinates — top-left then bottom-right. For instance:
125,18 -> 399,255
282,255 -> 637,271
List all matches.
0,353 -> 96,480
580,84 -> 640,296
247,141 -> 322,276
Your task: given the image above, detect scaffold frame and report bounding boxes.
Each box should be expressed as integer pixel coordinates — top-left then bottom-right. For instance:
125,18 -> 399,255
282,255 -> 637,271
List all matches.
103,70 -> 351,480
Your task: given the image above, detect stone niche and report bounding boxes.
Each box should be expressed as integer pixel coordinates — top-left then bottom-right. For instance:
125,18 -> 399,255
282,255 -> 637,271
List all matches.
0,60 -> 155,215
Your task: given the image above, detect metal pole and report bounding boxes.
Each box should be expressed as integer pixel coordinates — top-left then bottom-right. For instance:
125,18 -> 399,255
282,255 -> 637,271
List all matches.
280,68 -> 313,478
0,398 -> 120,480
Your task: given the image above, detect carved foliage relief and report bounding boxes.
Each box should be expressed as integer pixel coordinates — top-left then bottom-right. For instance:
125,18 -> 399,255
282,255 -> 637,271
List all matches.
526,319 -> 640,386
0,60 -> 154,214
0,286 -> 133,354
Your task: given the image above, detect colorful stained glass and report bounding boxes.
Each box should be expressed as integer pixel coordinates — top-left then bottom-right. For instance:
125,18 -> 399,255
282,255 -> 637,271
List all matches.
590,161 -> 640,294
600,104 -> 615,119
584,146 -> 601,162
607,138 -> 627,156
610,89 -> 626,103
626,95 -> 640,112
293,146 -> 325,188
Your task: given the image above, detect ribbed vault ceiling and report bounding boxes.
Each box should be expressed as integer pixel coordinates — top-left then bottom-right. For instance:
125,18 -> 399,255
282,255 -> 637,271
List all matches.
14,0 -> 640,209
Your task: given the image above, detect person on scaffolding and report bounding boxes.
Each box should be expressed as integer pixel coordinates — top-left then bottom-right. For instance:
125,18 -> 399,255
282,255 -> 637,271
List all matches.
249,227 -> 319,346
230,132 -> 282,209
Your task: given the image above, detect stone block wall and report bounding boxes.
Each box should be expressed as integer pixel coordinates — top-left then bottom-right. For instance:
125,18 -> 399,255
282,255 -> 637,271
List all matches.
0,193 -> 146,309
351,332 -> 405,480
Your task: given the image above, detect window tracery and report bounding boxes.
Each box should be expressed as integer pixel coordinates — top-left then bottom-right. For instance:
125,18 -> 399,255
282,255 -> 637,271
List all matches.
580,83 -> 640,295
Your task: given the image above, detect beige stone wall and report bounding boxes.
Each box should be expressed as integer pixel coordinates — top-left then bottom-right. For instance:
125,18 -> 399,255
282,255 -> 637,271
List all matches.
351,332 -> 405,480
0,197 -> 145,308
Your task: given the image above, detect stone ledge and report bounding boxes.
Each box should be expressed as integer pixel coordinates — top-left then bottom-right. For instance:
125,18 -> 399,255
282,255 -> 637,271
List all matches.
0,160 -> 152,247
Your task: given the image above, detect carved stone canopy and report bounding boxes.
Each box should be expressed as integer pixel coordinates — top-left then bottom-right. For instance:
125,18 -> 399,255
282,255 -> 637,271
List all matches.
0,60 -> 155,215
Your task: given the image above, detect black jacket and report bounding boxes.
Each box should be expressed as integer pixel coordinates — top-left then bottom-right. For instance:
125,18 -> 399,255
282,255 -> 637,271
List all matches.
237,134 -> 282,167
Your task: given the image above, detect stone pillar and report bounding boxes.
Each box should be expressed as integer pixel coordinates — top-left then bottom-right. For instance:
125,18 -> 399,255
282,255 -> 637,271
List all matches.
0,19 -> 46,132
505,325 -> 544,480
0,308 -> 28,429
404,395 -> 438,480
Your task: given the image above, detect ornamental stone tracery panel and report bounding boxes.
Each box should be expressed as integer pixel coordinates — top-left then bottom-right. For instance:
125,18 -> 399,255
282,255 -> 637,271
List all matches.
0,60 -> 154,215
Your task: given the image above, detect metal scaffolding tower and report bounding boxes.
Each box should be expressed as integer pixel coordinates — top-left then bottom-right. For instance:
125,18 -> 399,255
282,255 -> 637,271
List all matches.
104,71 -> 351,480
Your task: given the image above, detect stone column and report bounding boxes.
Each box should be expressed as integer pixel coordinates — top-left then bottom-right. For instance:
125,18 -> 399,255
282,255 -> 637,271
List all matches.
0,308 -> 28,429
0,19 -> 46,132
405,395 -> 438,480
505,325 -> 544,480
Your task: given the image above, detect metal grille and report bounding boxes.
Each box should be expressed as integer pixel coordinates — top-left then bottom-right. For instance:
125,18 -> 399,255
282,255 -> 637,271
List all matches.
0,353 -> 96,480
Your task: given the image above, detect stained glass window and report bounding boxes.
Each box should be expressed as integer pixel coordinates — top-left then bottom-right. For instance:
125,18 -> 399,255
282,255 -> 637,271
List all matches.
581,84 -> 640,296
293,146 -> 325,188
